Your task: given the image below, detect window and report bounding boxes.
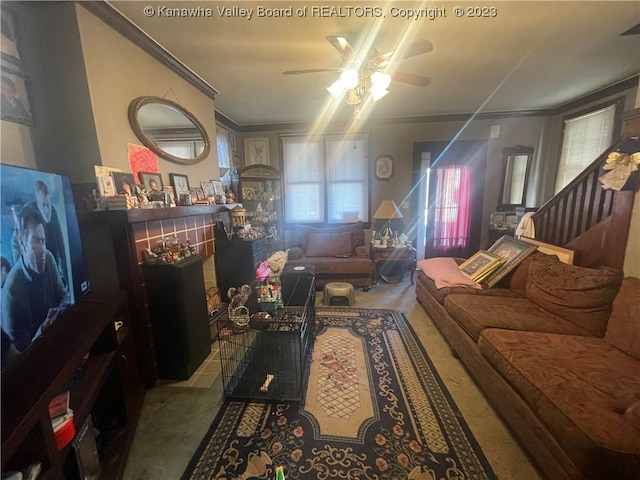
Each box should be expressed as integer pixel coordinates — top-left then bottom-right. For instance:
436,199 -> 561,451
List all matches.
554,103 -> 617,193
431,166 -> 471,250
215,125 -> 232,170
282,134 -> 370,224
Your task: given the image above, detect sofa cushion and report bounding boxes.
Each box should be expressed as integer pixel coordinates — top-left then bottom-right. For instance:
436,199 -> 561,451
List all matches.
604,277 -> 640,361
305,232 -> 352,257
503,251 -> 550,296
288,256 -> 373,275
289,222 -> 365,253
479,329 -> 640,473
444,294 -> 594,342
525,255 -> 622,337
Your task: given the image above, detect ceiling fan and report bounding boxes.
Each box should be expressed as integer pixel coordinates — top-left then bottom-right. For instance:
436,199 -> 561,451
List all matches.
283,35 -> 433,116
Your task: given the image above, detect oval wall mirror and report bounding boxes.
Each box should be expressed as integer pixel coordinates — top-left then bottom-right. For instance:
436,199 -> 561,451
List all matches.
498,145 -> 533,210
128,96 -> 211,165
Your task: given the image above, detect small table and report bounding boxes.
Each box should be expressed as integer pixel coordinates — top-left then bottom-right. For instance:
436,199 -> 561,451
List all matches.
370,246 -> 417,284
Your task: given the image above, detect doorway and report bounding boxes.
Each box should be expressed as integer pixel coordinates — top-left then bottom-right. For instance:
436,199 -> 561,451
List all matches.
411,140 -> 487,260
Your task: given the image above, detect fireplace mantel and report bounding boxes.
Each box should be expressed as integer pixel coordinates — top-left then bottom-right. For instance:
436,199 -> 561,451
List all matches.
90,204 -> 239,387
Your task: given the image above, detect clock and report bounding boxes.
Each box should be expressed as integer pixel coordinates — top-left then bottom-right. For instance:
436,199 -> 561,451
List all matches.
375,155 -> 395,181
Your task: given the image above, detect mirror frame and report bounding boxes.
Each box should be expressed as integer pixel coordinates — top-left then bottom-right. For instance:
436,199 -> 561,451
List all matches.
498,145 -> 533,211
128,96 -> 211,165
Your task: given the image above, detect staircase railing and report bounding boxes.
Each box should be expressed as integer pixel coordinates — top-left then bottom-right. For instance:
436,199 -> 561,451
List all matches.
531,136 -> 638,270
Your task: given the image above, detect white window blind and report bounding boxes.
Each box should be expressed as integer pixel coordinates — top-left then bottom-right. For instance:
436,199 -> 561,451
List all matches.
554,103 -> 616,194
283,134 -> 369,223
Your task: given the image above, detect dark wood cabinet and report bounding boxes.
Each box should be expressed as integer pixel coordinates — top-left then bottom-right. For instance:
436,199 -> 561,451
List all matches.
143,255 -> 211,380
1,293 -> 144,480
214,222 -> 267,303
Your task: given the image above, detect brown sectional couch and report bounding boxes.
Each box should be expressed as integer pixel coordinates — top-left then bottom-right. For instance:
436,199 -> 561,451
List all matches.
415,252 -> 640,480
285,222 -> 374,289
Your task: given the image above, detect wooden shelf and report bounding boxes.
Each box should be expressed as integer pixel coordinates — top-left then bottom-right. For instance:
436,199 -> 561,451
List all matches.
1,293 -> 143,479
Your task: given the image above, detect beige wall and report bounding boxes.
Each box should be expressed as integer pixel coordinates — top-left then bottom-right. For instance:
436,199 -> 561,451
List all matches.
0,3 -> 220,188
75,5 -> 220,186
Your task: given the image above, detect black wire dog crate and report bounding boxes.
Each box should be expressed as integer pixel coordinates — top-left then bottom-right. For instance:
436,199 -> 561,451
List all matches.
217,274 -> 315,403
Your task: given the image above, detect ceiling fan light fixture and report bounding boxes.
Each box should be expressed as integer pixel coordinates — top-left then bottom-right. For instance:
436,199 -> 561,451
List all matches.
340,69 -> 359,89
327,80 -> 345,98
371,71 -> 391,90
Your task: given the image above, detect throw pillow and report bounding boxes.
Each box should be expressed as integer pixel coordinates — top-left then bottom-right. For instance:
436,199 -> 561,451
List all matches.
305,232 -> 352,257
525,256 -> 622,337
418,257 -> 481,289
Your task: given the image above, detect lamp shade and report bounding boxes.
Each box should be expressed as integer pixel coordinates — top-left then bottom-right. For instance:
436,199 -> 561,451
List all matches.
373,200 -> 403,220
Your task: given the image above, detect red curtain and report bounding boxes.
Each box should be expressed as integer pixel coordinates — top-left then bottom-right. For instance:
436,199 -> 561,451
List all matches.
431,166 -> 471,256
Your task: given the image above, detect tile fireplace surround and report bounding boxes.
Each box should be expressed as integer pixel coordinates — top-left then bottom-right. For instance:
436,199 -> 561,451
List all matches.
94,204 -> 237,387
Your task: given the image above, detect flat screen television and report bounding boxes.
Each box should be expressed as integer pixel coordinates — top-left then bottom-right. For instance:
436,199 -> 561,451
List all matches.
1,163 -> 91,367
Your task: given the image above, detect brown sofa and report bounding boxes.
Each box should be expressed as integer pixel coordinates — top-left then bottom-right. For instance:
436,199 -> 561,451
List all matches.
285,222 -> 373,290
415,252 -> 640,480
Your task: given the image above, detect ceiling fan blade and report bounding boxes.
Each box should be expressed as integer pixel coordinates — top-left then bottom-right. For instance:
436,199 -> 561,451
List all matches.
326,35 -> 357,62
374,39 -> 433,66
283,68 -> 343,75
391,72 -> 432,87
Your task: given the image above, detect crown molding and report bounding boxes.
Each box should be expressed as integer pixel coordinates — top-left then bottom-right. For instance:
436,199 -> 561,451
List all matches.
79,1 -> 218,100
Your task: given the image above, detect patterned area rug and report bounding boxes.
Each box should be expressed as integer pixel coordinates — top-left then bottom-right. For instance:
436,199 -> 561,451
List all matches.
182,308 -> 496,480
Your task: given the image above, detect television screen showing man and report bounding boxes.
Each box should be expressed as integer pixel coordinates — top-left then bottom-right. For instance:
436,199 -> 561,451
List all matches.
2,205 -> 70,352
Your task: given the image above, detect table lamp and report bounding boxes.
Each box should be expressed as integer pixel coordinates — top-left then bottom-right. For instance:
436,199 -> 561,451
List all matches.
373,200 -> 403,239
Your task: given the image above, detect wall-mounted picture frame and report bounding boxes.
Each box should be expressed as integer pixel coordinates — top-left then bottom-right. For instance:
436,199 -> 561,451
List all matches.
1,69 -> 34,126
484,235 -> 537,288
111,172 -> 136,196
375,155 -> 395,181
1,6 -> 34,126
139,172 -> 163,193
201,180 -> 215,198
169,173 -> 190,197
212,180 -> 224,196
228,132 -> 237,151
244,137 -> 269,165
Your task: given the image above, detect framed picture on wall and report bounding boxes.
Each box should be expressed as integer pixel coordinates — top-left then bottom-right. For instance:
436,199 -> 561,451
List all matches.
244,137 -> 269,165
1,5 -> 34,126
375,155 -> 395,181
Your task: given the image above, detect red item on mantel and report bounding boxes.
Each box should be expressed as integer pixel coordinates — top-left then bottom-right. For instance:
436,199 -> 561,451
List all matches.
54,417 -> 75,449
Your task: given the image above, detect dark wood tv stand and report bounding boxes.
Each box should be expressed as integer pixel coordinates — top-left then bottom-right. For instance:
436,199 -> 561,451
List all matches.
1,292 -> 145,479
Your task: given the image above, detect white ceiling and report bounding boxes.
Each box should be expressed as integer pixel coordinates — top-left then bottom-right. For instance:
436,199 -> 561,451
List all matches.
108,1 -> 640,127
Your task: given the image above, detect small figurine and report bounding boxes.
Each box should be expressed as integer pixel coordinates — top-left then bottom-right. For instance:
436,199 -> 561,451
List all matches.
227,284 -> 252,310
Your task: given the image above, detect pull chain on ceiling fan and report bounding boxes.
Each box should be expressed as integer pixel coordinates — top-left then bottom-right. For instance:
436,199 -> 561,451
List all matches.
284,36 -> 433,117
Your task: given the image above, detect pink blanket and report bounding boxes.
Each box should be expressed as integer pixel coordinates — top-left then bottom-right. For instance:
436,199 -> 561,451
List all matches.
418,257 -> 481,289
